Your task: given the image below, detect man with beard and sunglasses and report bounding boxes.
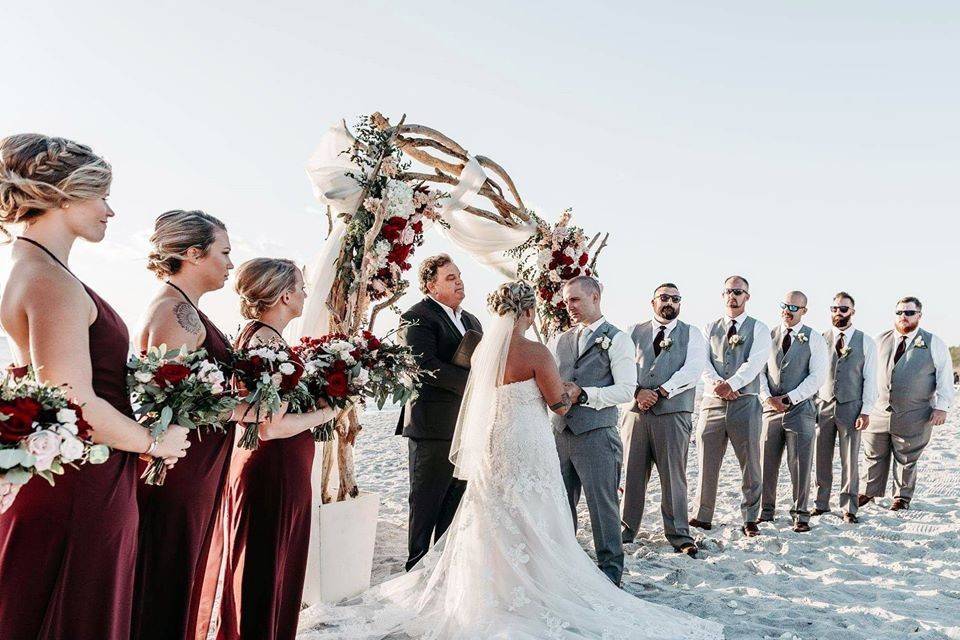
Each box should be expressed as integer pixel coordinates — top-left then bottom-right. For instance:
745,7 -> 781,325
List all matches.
812,292 -> 877,524
620,283 -> 706,556
859,297 -> 955,511
692,276 -> 770,537
759,291 -> 828,532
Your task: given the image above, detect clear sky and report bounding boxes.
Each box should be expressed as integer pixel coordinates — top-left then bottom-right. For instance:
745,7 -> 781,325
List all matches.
2,1 -> 958,350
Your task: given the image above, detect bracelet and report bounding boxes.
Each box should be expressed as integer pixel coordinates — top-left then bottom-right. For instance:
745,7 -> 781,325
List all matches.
145,435 -> 160,457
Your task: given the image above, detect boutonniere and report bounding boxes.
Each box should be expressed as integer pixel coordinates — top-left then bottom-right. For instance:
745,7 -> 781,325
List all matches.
595,335 -> 612,351
659,337 -> 673,352
728,334 -> 744,348
839,346 -> 853,358
795,332 -> 809,344
914,336 -> 927,349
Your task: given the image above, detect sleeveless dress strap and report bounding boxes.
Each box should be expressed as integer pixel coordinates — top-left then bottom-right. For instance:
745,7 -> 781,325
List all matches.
16,237 -> 81,282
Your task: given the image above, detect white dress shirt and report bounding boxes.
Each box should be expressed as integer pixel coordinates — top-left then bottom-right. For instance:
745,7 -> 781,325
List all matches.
649,317 -> 708,399
551,316 -> 636,411
879,327 -> 956,411
429,295 -> 466,335
818,325 -> 878,416
760,323 -> 829,404
701,314 -> 772,397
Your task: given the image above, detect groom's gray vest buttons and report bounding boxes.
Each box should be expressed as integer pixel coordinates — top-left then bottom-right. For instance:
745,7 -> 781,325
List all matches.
630,320 -> 695,415
553,321 -> 623,435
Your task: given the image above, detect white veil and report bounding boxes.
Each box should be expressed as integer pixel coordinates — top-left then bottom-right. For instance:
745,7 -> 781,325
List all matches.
448,312 -> 515,481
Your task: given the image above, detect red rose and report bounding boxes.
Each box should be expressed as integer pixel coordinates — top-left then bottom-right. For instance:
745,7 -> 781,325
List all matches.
280,364 -> 303,392
387,243 -> 413,265
155,362 -> 192,387
412,221 -> 423,234
380,217 -> 407,242
332,360 -> 347,372
0,397 -> 42,444
578,253 -> 588,266
325,370 -> 349,398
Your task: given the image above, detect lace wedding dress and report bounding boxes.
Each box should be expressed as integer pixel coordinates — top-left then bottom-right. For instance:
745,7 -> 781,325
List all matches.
297,376 -> 723,640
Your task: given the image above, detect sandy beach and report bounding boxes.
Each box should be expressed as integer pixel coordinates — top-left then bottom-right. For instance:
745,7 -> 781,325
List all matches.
302,403 -> 960,640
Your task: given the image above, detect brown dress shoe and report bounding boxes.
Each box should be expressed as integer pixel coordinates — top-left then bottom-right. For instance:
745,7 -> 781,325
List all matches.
676,543 -> 699,557
843,513 -> 859,523
792,522 -> 811,533
810,508 -> 830,517
688,518 -> 712,530
891,498 -> 910,511
857,494 -> 873,507
741,521 -> 760,537
758,514 -> 774,523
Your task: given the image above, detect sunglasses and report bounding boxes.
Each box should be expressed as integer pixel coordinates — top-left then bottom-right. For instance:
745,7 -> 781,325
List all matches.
830,306 -> 851,313
656,294 -> 682,303
895,310 -> 919,317
724,288 -> 747,296
780,303 -> 805,313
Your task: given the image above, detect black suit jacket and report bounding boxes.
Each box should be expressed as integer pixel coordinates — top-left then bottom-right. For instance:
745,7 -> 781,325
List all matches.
395,297 -> 483,439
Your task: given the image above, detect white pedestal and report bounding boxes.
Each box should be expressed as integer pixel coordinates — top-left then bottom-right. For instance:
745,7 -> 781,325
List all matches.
302,491 -> 381,605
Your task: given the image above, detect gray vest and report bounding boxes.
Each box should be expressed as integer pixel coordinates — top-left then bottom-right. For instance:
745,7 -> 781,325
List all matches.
704,316 -> 761,410
629,320 -> 695,415
553,321 -> 623,435
819,329 -> 866,427
876,328 -> 937,429
765,325 -> 816,423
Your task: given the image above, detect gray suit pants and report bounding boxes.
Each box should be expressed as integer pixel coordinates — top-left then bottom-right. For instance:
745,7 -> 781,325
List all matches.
814,409 -> 862,515
761,411 -> 816,524
861,424 -> 933,502
620,410 -> 694,549
555,425 -> 624,585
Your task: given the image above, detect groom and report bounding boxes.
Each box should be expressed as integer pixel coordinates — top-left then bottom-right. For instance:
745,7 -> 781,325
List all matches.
396,254 -> 483,571
552,275 -> 636,585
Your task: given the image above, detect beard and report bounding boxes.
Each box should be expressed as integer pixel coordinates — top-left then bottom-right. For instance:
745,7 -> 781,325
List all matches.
658,306 -> 678,320
832,315 -> 851,328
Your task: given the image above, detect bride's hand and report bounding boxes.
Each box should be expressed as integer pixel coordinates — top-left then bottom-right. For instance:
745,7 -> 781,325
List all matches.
0,477 -> 22,514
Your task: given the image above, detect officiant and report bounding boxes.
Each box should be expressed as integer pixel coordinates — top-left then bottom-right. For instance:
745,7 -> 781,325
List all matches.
396,254 -> 483,571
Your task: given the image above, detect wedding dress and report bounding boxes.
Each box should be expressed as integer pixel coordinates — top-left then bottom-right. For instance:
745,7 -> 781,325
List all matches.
298,316 -> 723,640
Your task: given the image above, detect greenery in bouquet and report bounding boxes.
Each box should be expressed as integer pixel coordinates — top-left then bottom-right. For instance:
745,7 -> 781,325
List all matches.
231,344 -> 305,450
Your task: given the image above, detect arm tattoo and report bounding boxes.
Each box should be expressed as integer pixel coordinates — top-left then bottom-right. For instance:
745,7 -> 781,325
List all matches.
173,302 -> 202,335
549,392 -> 572,411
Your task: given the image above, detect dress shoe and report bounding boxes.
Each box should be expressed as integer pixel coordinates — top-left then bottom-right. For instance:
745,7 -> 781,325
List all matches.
621,526 -> 636,544
676,543 -> 698,558
792,522 -> 811,533
843,513 -> 859,524
741,521 -> 760,537
688,518 -> 712,530
857,494 -> 873,507
758,514 -> 774,523
890,498 -> 910,511
810,508 -> 830,517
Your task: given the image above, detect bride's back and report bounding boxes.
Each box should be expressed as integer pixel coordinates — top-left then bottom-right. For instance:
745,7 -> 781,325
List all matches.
501,335 -> 544,386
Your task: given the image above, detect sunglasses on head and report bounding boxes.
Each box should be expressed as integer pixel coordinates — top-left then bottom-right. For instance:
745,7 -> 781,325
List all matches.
895,310 -> 919,317
656,294 -> 682,303
830,305 -> 851,313
724,288 -> 746,296
780,303 -> 805,313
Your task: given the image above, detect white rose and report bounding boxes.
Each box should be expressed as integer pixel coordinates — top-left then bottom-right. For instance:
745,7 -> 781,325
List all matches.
134,371 -> 154,384
279,362 -> 296,376
56,408 -> 78,424
354,368 -> 370,386
260,372 -> 272,385
277,351 -> 289,362
548,271 -> 562,283
400,225 -> 416,245
58,433 -> 85,463
25,430 -> 62,471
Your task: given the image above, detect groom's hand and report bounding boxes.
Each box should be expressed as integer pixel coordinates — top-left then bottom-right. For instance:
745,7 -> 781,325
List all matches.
563,382 -> 582,403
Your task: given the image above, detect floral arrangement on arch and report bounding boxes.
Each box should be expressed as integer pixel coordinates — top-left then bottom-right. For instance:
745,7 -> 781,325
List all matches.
507,208 -> 608,339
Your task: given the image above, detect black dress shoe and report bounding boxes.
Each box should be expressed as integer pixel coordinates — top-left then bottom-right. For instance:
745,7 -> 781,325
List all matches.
741,521 -> 760,537
688,518 -> 712,530
810,508 -> 830,517
891,498 -> 910,511
843,513 -> 859,524
676,543 -> 699,557
857,494 -> 873,507
792,522 -> 811,533
758,514 -> 774,523
621,526 -> 636,544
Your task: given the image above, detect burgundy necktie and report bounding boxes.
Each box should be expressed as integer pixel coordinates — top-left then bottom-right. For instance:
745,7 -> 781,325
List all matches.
893,335 -> 908,365
654,325 -> 666,357
781,328 -> 793,354
835,333 -> 845,357
726,320 -> 737,340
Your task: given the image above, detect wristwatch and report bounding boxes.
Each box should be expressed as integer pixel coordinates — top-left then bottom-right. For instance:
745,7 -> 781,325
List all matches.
782,396 -> 794,407
577,390 -> 589,406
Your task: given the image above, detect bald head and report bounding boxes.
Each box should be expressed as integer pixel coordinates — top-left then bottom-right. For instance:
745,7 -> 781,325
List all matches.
780,290 -> 808,327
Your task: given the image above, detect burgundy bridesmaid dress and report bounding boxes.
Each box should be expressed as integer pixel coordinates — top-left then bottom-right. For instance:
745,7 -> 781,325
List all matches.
218,321 -> 315,640
0,238 -> 140,640
131,284 -> 236,640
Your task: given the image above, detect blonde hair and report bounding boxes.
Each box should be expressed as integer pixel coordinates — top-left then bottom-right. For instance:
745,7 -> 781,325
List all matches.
235,258 -> 300,319
487,281 -> 536,317
0,133 -> 112,239
146,209 -> 227,278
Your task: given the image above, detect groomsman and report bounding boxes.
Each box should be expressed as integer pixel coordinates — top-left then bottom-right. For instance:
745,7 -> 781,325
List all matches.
397,255 -> 483,570
693,276 -> 770,537
859,297 -> 955,510
759,291 -> 828,532
812,292 -> 877,523
620,283 -> 706,556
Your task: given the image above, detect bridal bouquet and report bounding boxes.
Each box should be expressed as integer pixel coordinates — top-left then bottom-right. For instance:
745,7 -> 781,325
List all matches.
0,367 -> 110,486
127,345 -> 238,485
507,209 -> 604,338
232,344 -> 305,450
292,329 -> 427,441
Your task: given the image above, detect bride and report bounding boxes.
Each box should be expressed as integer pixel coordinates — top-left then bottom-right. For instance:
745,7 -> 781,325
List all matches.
298,281 -> 723,639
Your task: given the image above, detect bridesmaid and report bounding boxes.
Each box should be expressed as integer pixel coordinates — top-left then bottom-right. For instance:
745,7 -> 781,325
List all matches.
132,209 -> 236,640
0,133 -> 189,639
218,258 -> 336,640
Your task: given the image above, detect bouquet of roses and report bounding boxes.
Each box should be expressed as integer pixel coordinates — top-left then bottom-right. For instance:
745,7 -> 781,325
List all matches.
0,367 -> 110,486
127,345 -> 238,485
231,344 -> 305,450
